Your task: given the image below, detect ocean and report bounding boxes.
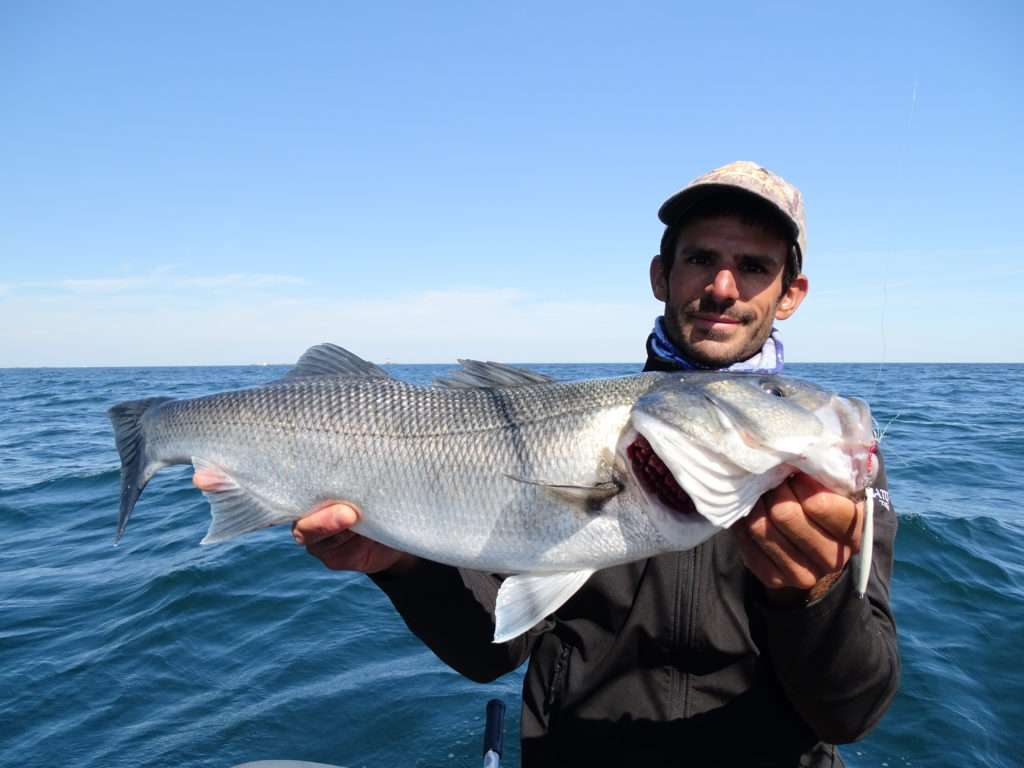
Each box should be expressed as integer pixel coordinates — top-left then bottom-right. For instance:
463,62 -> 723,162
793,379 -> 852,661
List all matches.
1,362 -> 1021,768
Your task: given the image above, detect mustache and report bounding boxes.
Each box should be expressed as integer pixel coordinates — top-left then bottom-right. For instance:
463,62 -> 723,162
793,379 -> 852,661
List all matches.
687,297 -> 755,324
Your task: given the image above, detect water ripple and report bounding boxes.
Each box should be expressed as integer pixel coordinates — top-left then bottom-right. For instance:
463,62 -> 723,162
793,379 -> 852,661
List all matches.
1,363 -> 1021,768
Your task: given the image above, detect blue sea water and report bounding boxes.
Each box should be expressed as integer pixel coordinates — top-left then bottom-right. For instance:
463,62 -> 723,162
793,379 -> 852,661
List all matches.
1,362 -> 1022,768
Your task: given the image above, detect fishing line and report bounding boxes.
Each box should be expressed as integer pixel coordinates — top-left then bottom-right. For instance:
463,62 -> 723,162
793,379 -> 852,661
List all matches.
873,410 -> 902,447
858,72 -> 918,597
867,72 -> 918,407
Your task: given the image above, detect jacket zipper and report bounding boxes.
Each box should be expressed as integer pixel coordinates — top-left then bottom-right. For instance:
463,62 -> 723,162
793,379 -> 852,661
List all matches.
669,552 -> 684,717
544,641 -> 572,718
681,542 -> 702,718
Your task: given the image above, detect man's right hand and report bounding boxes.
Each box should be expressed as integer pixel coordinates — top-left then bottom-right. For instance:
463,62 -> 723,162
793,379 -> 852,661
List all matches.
290,502 -> 418,574
192,469 -> 417,575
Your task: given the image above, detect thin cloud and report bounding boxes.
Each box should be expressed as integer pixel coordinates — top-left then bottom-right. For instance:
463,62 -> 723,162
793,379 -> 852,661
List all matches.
13,271 -> 309,296
0,287 -> 655,366
177,273 -> 307,289
60,277 -> 149,293
3,282 -> 1019,367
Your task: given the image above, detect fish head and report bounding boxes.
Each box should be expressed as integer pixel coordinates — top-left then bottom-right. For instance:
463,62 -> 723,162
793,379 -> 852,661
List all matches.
618,373 -> 877,546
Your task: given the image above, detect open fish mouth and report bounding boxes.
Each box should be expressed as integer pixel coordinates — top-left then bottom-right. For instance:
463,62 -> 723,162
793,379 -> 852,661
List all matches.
626,434 -> 698,518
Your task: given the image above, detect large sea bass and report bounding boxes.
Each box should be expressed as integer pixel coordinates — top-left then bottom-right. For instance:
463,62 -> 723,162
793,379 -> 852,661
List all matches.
109,344 -> 878,641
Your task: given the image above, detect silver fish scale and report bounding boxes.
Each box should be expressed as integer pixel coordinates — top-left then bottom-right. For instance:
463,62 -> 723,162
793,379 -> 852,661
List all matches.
111,355 -> 882,642
144,373 -> 671,572
152,373 -> 661,440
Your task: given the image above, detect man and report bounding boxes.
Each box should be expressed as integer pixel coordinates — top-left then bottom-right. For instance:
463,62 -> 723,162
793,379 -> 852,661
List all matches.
195,161 -> 899,766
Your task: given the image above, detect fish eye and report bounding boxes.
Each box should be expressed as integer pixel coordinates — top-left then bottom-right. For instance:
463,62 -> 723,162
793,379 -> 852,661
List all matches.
760,380 -> 786,397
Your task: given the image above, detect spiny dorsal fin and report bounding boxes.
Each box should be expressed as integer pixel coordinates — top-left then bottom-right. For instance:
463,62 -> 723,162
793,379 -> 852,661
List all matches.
434,359 -> 554,389
280,343 -> 391,382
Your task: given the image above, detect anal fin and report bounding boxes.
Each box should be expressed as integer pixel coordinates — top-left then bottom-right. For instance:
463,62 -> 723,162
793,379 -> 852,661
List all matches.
192,458 -> 294,544
493,569 -> 596,643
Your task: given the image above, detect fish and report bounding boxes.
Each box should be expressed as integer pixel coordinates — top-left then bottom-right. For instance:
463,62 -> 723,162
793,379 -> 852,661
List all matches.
108,343 -> 878,642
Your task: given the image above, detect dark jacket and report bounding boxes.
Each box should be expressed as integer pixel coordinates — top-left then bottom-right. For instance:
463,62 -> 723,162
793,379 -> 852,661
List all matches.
373,353 -> 900,767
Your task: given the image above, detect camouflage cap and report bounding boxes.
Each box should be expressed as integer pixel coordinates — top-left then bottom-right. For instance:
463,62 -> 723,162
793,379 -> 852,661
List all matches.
657,161 -> 807,271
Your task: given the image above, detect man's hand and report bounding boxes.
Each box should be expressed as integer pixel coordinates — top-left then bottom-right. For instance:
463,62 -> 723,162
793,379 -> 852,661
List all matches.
732,472 -> 863,603
192,468 -> 417,575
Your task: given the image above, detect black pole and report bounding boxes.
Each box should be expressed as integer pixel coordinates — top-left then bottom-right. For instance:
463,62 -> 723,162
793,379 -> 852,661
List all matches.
482,698 -> 506,759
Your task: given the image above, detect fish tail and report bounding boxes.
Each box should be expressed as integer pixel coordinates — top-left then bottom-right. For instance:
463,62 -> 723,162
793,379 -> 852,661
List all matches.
108,397 -> 174,544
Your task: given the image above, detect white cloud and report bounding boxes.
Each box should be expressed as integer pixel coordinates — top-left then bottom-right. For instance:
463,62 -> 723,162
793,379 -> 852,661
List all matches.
11,270 -> 309,297
59,277 -> 149,293
0,287 -> 656,366
2,274 -> 1021,366
175,273 -> 308,289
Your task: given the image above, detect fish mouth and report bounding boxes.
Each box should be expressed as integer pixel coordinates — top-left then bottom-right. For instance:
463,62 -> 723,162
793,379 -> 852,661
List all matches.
626,434 -> 698,518
812,396 -> 880,492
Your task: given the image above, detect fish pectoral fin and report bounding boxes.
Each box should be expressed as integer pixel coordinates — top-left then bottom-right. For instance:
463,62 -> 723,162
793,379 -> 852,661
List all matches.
493,569 -> 596,644
433,360 -> 555,389
191,458 -> 295,544
504,474 -> 623,510
279,343 -> 391,382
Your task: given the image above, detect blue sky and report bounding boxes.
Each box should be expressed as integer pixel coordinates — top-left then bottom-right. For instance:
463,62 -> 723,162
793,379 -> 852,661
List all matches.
2,1 -> 1021,366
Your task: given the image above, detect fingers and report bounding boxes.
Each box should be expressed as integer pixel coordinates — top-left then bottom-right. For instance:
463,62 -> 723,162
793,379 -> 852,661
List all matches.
289,502 -> 413,574
736,474 -> 863,593
291,502 -> 360,546
190,472 -> 409,574
760,480 -> 854,574
789,473 -> 863,546
733,508 -> 788,589
735,500 -> 819,590
305,527 -> 373,571
192,467 -> 230,492
192,469 -> 360,544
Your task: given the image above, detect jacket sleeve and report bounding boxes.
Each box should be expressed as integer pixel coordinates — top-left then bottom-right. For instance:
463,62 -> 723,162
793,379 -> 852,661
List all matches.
370,560 -> 545,683
754,453 -> 901,744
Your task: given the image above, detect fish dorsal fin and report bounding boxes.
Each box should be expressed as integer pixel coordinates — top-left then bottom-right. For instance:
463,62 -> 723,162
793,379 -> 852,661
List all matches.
281,343 -> 391,381
493,569 -> 596,643
434,359 -> 554,389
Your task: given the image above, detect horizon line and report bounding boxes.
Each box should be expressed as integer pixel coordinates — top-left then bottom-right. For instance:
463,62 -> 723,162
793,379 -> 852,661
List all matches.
2,360 -> 1022,371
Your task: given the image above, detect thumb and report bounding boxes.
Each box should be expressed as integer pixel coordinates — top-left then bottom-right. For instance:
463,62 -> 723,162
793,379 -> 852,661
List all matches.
292,502 -> 361,545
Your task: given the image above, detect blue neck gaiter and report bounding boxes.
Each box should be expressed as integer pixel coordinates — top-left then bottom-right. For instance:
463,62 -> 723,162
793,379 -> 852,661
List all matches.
648,316 -> 785,374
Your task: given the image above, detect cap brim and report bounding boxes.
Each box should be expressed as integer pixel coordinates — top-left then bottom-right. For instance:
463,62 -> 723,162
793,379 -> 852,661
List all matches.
657,183 -> 799,243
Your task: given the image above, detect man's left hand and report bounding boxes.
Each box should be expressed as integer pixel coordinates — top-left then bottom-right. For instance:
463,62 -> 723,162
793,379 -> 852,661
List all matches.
732,473 -> 863,602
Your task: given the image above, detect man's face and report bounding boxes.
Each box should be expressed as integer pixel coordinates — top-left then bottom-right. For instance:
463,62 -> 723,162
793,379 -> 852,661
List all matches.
649,214 -> 808,368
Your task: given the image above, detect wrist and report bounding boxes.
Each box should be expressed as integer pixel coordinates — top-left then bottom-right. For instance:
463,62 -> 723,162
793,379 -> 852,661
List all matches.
762,569 -> 845,607
806,570 -> 844,603
374,553 -> 421,580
